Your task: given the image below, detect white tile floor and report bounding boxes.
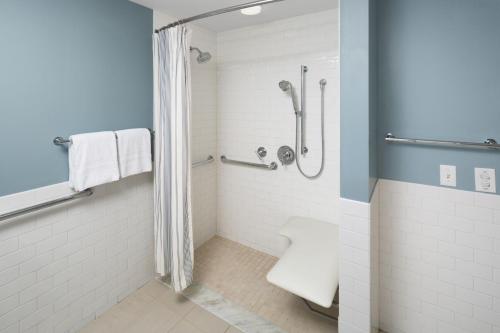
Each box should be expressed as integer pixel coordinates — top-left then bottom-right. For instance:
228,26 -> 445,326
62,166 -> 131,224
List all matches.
80,279 -> 242,333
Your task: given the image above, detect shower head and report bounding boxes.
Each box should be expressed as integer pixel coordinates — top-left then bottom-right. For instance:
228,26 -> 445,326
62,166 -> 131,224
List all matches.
279,80 -> 300,113
190,47 -> 212,64
279,80 -> 291,92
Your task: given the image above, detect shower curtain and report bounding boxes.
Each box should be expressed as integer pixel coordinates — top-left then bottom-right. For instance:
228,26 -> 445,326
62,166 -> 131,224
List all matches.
153,26 -> 194,292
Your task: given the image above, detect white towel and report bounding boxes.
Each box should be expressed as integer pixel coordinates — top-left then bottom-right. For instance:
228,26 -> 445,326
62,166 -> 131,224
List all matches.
68,131 -> 120,191
115,128 -> 152,178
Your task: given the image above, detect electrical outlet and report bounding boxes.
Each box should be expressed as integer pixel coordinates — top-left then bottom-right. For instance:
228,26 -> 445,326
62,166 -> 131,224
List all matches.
440,165 -> 456,187
475,168 -> 496,193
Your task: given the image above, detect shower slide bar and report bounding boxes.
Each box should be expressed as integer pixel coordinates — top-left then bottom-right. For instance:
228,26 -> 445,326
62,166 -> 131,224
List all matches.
220,155 -> 278,170
0,189 -> 93,224
385,133 -> 500,151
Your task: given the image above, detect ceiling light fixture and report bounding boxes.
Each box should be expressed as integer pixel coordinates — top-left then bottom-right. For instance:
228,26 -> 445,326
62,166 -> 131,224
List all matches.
240,5 -> 262,15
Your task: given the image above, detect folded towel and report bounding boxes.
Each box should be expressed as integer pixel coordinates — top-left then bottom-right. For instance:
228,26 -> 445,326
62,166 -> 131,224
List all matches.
68,131 -> 120,191
115,128 -> 152,178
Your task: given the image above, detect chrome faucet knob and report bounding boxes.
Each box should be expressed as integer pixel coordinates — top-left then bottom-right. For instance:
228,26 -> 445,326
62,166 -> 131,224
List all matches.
255,147 -> 267,161
277,146 -> 295,166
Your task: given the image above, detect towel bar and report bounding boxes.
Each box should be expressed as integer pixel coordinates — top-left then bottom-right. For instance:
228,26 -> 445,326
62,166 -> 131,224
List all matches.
53,136 -> 71,145
53,129 -> 155,146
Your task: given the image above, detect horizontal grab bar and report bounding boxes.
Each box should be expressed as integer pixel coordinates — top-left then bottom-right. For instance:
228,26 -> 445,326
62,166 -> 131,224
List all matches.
220,155 -> 278,170
385,133 -> 500,151
0,189 -> 93,224
192,155 -> 214,168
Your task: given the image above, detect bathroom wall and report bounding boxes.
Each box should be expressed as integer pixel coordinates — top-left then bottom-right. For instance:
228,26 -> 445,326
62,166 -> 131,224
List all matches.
154,12 -> 218,249
0,174 -> 153,332
339,1 -> 381,331
372,1 -> 500,332
377,0 -> 500,194
339,194 -> 379,333
0,0 -> 153,196
340,0 -> 378,203
0,1 -> 155,331
378,180 -> 500,333
216,10 -> 339,257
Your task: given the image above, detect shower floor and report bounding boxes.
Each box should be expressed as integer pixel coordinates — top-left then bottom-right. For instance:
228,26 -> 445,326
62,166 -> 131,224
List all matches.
80,279 -> 242,333
81,236 -> 337,333
193,236 -> 338,333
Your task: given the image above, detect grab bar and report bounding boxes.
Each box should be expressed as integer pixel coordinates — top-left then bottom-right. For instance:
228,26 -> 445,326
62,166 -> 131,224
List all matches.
192,155 -> 214,168
385,133 -> 500,151
220,155 -> 278,170
0,189 -> 93,224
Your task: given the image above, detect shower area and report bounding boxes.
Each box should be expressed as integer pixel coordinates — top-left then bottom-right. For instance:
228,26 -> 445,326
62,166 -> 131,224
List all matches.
153,1 -> 339,332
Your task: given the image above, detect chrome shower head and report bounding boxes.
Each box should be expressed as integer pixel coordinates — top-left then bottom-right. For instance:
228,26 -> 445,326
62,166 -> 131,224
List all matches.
279,80 -> 300,113
197,51 -> 212,63
190,47 -> 212,64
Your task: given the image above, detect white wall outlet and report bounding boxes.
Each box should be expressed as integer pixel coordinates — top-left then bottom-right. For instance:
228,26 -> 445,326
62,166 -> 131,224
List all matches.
440,165 -> 456,187
475,168 -> 496,193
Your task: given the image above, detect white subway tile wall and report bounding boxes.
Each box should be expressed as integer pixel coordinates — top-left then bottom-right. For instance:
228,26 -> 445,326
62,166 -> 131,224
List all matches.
0,174 -> 153,333
379,179 -> 500,333
189,26 -> 218,249
154,12 -> 218,249
216,10 -> 340,257
371,187 -> 380,333
339,193 -> 379,333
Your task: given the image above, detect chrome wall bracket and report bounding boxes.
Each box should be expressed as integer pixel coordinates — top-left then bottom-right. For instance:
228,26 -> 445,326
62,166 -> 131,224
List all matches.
53,137 -> 71,145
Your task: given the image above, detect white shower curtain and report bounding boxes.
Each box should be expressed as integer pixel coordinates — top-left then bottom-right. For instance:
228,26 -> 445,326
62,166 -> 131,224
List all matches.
153,26 -> 194,292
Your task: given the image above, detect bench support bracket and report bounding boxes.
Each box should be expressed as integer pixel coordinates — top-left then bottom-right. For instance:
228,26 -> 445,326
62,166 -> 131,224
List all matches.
302,298 -> 338,322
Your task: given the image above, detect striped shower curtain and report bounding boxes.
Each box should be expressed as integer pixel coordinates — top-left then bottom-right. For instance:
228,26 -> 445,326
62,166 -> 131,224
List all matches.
152,26 -> 194,292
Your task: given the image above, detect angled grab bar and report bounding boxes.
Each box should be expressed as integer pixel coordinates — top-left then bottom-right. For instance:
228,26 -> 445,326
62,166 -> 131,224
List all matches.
220,155 -> 278,170
385,133 -> 500,151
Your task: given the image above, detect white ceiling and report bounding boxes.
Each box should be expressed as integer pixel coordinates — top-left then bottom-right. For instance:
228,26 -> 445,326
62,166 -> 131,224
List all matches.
131,0 -> 337,32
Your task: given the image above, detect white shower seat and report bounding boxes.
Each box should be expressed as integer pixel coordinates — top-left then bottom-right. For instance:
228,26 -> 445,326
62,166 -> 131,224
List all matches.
266,217 -> 339,308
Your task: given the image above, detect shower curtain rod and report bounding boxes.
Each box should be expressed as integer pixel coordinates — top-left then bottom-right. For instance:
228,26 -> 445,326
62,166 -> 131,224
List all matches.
154,0 -> 285,33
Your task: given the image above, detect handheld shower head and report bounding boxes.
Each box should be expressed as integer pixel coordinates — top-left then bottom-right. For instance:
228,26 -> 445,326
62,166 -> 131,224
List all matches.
279,80 -> 291,92
279,80 -> 300,113
190,47 -> 212,64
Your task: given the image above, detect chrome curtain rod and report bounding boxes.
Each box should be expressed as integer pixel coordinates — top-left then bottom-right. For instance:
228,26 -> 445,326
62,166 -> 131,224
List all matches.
385,133 -> 500,151
154,0 -> 285,33
0,189 -> 93,224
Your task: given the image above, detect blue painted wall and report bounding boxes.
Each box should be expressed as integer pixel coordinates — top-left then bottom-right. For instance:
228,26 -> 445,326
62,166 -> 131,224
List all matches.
377,0 -> 500,193
340,0 -> 378,203
0,0 -> 153,196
